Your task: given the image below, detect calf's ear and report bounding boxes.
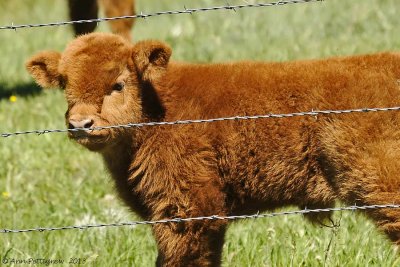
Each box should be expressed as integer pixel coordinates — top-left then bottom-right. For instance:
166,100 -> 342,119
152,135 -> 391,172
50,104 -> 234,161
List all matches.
26,51 -> 62,88
132,40 -> 172,82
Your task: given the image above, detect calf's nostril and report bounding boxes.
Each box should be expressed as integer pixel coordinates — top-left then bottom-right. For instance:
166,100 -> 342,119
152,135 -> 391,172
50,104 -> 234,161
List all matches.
83,119 -> 94,129
69,119 -> 94,129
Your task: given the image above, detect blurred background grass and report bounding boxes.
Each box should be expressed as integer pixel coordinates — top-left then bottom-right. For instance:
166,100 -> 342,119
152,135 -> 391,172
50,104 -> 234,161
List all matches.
1,0 -> 400,266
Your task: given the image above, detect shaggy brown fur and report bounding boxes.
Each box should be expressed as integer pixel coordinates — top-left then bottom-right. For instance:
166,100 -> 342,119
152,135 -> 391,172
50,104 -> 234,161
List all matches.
26,33 -> 400,266
67,0 -> 135,40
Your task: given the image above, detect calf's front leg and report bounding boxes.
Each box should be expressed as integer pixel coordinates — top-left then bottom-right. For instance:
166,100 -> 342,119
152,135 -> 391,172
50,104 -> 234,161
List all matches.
153,218 -> 227,267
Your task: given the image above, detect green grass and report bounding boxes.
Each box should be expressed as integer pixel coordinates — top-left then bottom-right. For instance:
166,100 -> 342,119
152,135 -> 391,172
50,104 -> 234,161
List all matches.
1,0 -> 400,266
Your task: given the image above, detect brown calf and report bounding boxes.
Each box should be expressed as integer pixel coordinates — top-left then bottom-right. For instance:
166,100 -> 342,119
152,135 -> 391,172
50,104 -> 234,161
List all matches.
26,33 -> 400,266
68,0 -> 135,40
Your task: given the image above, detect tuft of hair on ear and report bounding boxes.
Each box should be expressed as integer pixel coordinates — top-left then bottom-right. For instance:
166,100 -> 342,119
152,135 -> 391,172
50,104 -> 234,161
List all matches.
25,51 -> 62,89
132,40 -> 172,83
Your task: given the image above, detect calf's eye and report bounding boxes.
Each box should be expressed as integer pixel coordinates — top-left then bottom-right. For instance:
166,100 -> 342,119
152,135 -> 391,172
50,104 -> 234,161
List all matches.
113,82 -> 125,91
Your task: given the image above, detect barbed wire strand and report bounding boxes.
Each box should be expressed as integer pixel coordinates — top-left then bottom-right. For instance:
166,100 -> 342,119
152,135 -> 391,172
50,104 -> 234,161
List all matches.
1,106 -> 400,138
0,0 -> 324,31
1,204 -> 398,234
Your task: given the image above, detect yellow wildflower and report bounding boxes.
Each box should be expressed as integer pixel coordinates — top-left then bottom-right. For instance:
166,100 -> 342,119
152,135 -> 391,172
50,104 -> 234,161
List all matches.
2,192 -> 10,199
9,95 -> 17,102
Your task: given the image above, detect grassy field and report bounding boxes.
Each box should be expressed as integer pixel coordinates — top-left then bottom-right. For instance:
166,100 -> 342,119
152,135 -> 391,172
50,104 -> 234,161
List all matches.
1,0 -> 400,266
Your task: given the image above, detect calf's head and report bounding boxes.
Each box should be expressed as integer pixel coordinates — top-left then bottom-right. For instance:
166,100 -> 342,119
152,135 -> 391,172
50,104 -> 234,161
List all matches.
26,33 -> 171,152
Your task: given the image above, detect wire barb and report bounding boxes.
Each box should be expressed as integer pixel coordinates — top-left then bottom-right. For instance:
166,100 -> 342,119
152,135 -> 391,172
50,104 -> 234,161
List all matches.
0,0 -> 323,30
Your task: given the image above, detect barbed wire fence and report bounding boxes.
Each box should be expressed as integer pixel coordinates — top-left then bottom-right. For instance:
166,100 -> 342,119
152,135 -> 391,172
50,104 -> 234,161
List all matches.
1,0 -> 400,258
2,106 -> 400,138
0,0 -> 324,31
2,205 -> 399,234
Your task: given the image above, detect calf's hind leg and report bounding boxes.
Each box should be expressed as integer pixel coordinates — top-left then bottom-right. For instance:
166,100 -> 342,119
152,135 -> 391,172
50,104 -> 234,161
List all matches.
321,121 -> 400,244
